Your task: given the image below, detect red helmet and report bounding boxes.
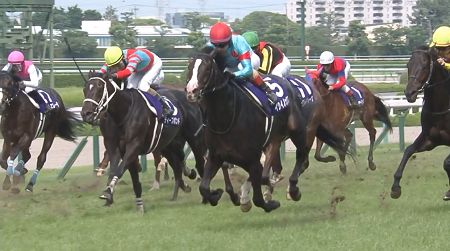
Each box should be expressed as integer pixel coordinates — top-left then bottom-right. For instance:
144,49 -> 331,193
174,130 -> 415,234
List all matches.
209,22 -> 232,44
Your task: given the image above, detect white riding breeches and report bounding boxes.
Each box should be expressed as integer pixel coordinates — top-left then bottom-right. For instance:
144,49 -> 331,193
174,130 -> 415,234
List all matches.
235,50 -> 261,72
270,54 -> 291,78
326,61 -> 351,93
127,56 -> 164,91
24,68 -> 43,93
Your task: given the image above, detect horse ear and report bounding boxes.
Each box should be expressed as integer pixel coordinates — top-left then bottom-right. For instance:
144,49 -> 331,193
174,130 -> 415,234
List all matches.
209,49 -> 218,58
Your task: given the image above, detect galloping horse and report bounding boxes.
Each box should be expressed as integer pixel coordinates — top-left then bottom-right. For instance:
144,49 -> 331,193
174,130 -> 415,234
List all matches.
391,45 -> 450,200
186,47 -> 348,212
0,71 -> 79,193
307,69 -> 392,173
82,71 -> 207,210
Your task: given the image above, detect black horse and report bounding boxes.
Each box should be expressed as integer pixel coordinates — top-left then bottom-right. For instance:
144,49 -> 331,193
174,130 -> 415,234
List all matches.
81,71 -> 207,211
0,71 -> 79,193
391,45 -> 450,200
185,46 -> 348,212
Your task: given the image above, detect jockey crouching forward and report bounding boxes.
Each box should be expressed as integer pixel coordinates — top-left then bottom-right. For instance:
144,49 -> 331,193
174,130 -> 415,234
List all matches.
317,51 -> 358,107
242,31 -> 291,78
207,22 -> 278,106
429,26 -> 450,70
2,50 -> 53,114
100,46 -> 174,117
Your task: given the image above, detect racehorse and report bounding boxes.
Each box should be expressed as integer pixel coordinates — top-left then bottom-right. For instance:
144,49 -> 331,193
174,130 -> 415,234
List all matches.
391,45 -> 450,200
306,69 -> 392,173
0,71 -> 79,193
185,46 -> 348,212
82,71 -> 207,211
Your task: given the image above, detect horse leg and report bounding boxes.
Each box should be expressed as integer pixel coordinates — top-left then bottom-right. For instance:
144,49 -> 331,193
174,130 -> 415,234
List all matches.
261,142 -> 281,201
442,153 -> 450,201
1,140 -> 12,191
13,148 -> 31,185
100,142 -> 140,206
391,133 -> 435,199
337,129 -> 353,174
129,159 -> 144,213
7,137 -> 31,194
25,132 -> 56,192
100,147 -> 121,206
264,153 -> 285,201
162,145 -> 191,201
361,116 -> 377,171
184,136 -> 206,180
314,138 -> 336,162
199,154 -> 223,206
150,152 -> 163,191
249,161 -> 281,213
221,165 -> 240,206
96,150 -> 109,176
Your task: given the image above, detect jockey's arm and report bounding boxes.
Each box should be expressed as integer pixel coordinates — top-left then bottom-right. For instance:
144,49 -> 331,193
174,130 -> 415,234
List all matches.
116,55 -> 142,79
23,64 -> 40,87
331,71 -> 346,89
99,63 -> 109,73
258,46 -> 273,75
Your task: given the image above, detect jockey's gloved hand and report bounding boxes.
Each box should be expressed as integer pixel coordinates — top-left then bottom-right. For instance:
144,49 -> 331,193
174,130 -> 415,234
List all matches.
224,71 -> 235,79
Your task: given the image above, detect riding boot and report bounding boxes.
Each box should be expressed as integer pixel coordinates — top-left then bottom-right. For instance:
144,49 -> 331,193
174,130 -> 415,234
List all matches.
347,93 -> 359,107
147,88 -> 174,117
259,82 -> 278,106
43,103 -> 52,114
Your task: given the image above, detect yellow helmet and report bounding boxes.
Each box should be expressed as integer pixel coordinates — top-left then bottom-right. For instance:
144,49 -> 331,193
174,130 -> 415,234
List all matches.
429,26 -> 450,48
104,46 -> 124,66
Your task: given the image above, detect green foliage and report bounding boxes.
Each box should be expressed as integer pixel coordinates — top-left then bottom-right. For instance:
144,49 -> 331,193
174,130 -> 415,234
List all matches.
183,12 -> 217,31
109,13 -> 137,48
134,18 -> 165,26
83,10 -> 103,21
59,30 -> 98,58
185,31 -> 207,52
103,5 -> 119,23
346,21 -> 371,56
372,25 -> 410,55
65,5 -> 83,29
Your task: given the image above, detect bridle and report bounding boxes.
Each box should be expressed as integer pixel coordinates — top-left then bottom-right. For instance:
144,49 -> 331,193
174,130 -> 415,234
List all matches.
0,73 -> 19,105
83,77 -> 124,121
408,49 -> 450,93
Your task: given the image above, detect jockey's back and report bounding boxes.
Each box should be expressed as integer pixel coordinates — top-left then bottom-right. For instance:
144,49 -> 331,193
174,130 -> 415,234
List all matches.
317,56 -> 347,75
257,41 -> 284,75
100,49 -> 156,75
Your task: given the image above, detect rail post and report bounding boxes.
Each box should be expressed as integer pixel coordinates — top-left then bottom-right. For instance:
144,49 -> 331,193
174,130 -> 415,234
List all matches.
398,112 -> 408,152
280,141 -> 286,161
140,155 -> 147,173
92,133 -> 99,170
56,137 -> 88,179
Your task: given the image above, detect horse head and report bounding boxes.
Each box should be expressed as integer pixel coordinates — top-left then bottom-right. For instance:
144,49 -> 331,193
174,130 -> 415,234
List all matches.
81,70 -> 123,124
305,68 -> 328,94
185,46 -> 228,102
0,71 -> 21,113
405,45 -> 450,102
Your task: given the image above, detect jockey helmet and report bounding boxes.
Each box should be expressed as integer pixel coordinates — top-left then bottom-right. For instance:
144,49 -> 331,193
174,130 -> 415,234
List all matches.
209,22 -> 232,44
429,26 -> 450,48
7,50 -> 25,65
242,31 -> 259,48
104,46 -> 124,66
320,51 -> 335,65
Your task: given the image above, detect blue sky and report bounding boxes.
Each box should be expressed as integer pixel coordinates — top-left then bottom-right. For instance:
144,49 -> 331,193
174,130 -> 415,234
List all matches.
56,0 -> 288,20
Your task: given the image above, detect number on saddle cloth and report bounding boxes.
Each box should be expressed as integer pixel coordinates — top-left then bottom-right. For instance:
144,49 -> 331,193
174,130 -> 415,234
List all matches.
26,89 -> 60,113
286,76 -> 315,105
137,90 -> 181,126
234,76 -> 290,116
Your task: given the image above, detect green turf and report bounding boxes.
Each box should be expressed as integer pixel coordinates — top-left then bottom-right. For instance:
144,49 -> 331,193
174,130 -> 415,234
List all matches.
1,144 -> 449,250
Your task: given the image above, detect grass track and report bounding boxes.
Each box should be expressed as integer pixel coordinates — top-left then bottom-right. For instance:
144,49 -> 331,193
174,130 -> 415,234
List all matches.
1,144 -> 449,250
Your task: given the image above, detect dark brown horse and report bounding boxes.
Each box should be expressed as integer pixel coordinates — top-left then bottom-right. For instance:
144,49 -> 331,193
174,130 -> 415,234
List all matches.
82,71 -> 207,210
391,45 -> 450,200
307,69 -> 392,173
186,47 -> 348,212
0,71 -> 79,193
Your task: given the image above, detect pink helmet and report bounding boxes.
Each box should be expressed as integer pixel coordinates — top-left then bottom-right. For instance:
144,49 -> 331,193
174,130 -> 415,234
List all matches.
7,51 -> 25,65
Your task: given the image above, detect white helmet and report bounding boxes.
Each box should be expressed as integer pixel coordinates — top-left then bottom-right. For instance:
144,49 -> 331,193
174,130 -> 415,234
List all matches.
320,51 -> 335,64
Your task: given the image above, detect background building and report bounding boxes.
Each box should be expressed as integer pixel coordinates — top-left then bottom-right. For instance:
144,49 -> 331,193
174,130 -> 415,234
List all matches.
165,11 -> 225,27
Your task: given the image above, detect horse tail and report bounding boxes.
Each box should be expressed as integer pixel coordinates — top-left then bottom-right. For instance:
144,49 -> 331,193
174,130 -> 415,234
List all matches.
373,96 -> 393,132
315,124 -> 356,161
56,109 -> 80,142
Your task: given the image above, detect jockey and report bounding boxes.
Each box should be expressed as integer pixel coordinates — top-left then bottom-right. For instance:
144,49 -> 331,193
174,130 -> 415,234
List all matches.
1,50 -> 53,113
429,26 -> 450,70
100,46 -> 174,117
317,51 -> 358,107
242,31 -> 291,78
206,22 -> 278,105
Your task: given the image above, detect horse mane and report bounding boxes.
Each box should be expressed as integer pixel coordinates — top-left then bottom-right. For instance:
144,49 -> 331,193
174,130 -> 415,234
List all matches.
198,46 -> 227,72
416,44 -> 440,61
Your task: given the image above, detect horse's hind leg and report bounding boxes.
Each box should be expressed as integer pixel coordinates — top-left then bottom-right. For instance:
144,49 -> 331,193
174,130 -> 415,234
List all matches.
337,129 -> 353,174
361,117 -> 377,171
150,151 -> 163,191
221,166 -> 240,206
314,138 -> 336,163
26,132 -> 56,192
248,161 -> 280,213
95,150 -> 109,176
129,159 -> 144,213
163,145 -> 190,202
200,154 -> 224,206
264,153 -> 284,201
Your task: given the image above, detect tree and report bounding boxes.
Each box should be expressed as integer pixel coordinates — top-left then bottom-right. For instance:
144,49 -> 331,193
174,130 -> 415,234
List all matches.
83,9 -> 102,21
32,7 -> 66,29
65,5 -> 83,29
372,25 -> 409,55
318,12 -> 342,45
103,5 -> 119,24
134,18 -> 165,26
59,29 -> 98,58
109,12 -> 137,48
185,31 -> 207,52
346,21 -> 371,56
409,0 -> 450,33
183,12 -> 218,31
404,26 -> 429,52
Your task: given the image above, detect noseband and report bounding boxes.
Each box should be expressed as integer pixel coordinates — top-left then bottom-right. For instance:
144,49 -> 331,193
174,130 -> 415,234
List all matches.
193,55 -> 228,99
83,77 -> 122,120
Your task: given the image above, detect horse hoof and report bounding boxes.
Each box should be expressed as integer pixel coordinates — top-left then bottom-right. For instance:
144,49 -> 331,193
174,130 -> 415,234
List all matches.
169,197 -> 177,202
443,191 -> 450,201
240,201 -> 252,212
264,200 -> 281,213
99,191 -> 110,200
25,184 -> 33,192
11,188 -> 20,194
390,188 -> 402,199
231,195 -> 241,206
210,189 -> 223,206
188,170 -> 197,180
201,197 -> 208,204
183,184 -> 192,193
286,190 -> 292,201
263,191 -> 272,201
369,162 -> 377,171
289,187 -> 301,202
137,205 -> 145,213
324,156 -> 337,162
2,181 -> 11,191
